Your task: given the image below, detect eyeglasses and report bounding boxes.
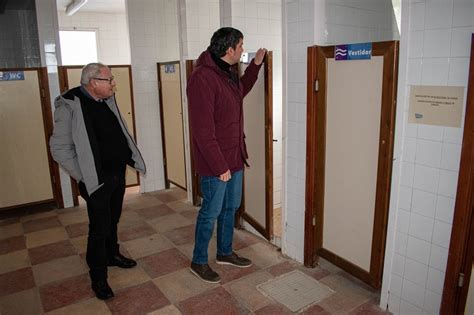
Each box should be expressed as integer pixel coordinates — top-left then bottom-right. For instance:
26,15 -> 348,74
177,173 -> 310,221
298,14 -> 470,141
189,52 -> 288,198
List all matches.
93,76 -> 115,83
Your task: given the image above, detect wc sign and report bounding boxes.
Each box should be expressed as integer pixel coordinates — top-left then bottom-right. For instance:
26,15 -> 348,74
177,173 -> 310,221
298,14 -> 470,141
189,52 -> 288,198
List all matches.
0,71 -> 25,81
335,43 -> 372,61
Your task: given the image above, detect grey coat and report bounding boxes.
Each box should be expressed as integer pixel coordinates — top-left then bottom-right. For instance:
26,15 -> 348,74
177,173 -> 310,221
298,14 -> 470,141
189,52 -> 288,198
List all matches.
50,89 -> 146,195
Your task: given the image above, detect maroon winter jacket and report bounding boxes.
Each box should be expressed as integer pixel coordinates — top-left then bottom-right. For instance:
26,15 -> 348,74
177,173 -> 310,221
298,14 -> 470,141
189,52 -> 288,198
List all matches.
187,50 -> 262,176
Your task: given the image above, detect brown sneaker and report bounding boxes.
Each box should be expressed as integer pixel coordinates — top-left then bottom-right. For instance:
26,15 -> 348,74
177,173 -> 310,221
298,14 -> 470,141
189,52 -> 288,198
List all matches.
216,252 -> 252,268
190,263 -> 221,283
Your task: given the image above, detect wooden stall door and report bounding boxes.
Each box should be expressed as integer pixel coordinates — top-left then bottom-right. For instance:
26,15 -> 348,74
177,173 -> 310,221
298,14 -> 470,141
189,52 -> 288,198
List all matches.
305,42 -> 399,288
157,61 -> 187,190
239,52 -> 274,240
0,69 -> 58,209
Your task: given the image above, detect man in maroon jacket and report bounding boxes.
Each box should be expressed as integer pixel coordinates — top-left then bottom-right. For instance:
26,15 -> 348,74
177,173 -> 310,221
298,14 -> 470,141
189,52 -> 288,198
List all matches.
187,27 -> 266,283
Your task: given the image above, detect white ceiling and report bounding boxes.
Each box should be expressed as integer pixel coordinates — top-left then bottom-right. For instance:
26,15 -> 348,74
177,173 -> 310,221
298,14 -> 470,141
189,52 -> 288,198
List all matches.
56,0 -> 126,14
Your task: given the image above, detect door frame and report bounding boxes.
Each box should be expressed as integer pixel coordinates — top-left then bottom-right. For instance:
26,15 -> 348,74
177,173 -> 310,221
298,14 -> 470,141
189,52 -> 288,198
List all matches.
185,59 -> 201,206
0,67 -> 63,211
441,34 -> 474,314
304,41 -> 399,288
157,60 -> 187,190
58,65 -> 139,206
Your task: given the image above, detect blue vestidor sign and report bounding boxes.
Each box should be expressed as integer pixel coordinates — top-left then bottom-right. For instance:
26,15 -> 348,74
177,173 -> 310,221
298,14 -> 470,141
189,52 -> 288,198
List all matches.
335,43 -> 372,61
0,71 -> 25,81
164,64 -> 175,73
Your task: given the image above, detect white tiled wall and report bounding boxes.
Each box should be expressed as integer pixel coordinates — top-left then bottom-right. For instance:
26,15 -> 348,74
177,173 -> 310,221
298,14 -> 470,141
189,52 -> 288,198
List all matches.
180,0 -> 220,60
325,0 -> 400,44
283,0 -> 315,262
57,11 -> 131,65
126,0 -> 180,192
36,0 -> 74,208
221,0 -> 283,209
384,0 -> 473,313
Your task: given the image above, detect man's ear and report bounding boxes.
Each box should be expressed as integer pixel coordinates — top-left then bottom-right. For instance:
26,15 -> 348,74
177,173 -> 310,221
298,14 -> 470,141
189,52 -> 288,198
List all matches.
226,46 -> 234,55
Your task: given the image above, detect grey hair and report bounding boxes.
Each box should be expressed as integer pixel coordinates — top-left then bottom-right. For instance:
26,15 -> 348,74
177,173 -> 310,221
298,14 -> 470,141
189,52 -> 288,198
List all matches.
80,62 -> 108,85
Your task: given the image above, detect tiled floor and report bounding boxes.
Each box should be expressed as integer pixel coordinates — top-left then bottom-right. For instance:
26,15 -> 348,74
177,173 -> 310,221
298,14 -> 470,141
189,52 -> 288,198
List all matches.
0,187 -> 390,314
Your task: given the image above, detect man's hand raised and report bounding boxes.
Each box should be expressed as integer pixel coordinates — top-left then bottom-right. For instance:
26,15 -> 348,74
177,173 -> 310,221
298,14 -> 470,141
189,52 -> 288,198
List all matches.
254,48 -> 267,66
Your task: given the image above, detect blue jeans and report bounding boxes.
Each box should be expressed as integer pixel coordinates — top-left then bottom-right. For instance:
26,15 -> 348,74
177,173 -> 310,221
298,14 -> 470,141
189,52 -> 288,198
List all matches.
192,170 -> 243,264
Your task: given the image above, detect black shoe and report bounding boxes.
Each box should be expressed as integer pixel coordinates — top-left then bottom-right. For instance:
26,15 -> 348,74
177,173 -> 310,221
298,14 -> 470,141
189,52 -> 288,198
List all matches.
216,252 -> 252,268
108,253 -> 137,268
91,280 -> 114,300
190,263 -> 221,283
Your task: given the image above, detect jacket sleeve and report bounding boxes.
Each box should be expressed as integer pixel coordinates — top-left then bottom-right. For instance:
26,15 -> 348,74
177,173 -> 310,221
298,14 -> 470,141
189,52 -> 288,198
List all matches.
187,73 -> 229,175
240,58 -> 263,97
49,103 -> 83,181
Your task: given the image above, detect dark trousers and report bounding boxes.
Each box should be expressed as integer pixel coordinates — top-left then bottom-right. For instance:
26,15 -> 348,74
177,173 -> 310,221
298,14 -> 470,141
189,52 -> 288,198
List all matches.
78,168 -> 126,282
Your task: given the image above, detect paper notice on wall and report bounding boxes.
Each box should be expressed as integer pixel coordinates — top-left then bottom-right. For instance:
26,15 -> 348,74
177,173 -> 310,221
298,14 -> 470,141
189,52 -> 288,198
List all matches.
409,85 -> 464,127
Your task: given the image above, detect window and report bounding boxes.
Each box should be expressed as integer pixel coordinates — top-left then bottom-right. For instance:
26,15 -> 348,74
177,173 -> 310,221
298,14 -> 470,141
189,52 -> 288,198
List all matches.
59,30 -> 98,65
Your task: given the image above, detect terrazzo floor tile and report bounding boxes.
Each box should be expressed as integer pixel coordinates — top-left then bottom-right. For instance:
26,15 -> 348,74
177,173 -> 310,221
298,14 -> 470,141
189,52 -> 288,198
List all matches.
177,287 -> 250,315
223,270 -> 274,311
348,298 -> 391,315
154,192 -> 180,203
0,223 -> 23,240
108,265 -> 151,291
139,248 -> 190,279
0,235 -> 26,255
149,213 -> 193,233
105,281 -> 170,314
118,222 -> 156,242
57,210 -> 88,226
117,210 -> 145,230
210,261 -> 260,284
266,261 -> 300,277
28,240 -> 76,265
300,304 -> 332,314
0,288 -> 43,315
23,216 -> 62,233
147,304 -> 183,315
135,204 -> 176,220
255,303 -> 293,314
39,273 -> 94,312
299,265 -> 331,281
0,267 -> 36,297
123,196 -> 163,211
32,255 -> 88,286
179,209 -> 198,221
165,200 -> 195,212
70,235 -> 88,254
46,297 -> 111,315
153,268 -> 219,303
237,242 -> 287,269
318,274 -> 377,313
0,249 -> 30,274
163,224 -> 195,246
122,233 -> 174,259
25,227 -> 69,249
65,222 -> 89,238
20,210 -> 57,222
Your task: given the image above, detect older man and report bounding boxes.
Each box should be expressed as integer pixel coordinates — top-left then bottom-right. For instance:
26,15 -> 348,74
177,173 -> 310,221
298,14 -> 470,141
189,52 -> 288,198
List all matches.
50,63 -> 146,300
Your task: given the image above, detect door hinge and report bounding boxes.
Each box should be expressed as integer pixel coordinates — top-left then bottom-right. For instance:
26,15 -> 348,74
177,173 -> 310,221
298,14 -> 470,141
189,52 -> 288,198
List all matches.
458,273 -> 465,287
52,175 -> 56,184
41,88 -> 45,98
312,215 -> 316,226
314,80 -> 319,92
